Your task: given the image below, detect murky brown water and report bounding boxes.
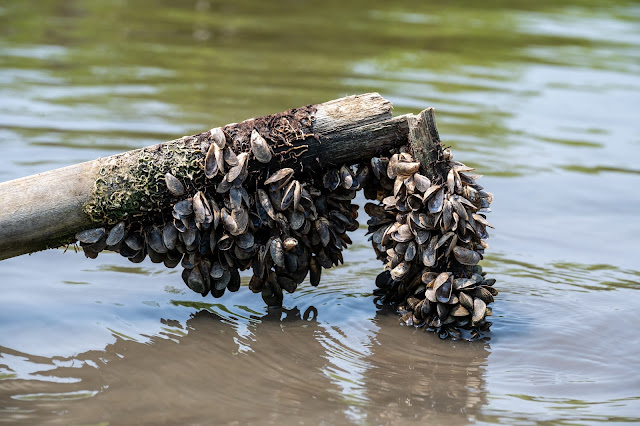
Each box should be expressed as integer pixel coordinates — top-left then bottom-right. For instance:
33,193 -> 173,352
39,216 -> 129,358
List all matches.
1,0 -> 640,424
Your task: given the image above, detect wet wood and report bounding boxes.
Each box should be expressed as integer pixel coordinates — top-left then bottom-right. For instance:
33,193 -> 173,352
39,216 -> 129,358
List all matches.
407,108 -> 448,184
0,93 -> 440,260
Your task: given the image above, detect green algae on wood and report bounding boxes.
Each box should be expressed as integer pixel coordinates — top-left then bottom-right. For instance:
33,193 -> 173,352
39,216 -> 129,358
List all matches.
83,136 -> 206,224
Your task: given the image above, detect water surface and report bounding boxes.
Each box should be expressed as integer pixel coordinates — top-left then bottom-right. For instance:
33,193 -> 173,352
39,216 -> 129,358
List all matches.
1,0 -> 639,423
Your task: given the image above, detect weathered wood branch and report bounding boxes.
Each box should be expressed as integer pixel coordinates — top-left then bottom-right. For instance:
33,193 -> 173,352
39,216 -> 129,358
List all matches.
407,108 -> 448,184
0,93 -> 446,262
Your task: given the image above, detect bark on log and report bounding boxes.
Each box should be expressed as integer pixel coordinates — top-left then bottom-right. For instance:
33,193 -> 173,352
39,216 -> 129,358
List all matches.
407,108 -> 448,184
0,93 -> 423,260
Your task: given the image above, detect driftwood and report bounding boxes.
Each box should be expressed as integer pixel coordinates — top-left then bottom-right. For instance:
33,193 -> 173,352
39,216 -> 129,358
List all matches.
0,93 -> 443,261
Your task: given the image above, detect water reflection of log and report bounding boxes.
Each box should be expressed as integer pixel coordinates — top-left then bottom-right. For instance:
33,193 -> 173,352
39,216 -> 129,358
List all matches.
361,305 -> 490,424
0,308 -> 354,424
0,305 -> 490,424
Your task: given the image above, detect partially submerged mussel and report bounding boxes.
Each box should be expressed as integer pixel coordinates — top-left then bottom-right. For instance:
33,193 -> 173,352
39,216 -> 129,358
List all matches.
364,147 -> 495,339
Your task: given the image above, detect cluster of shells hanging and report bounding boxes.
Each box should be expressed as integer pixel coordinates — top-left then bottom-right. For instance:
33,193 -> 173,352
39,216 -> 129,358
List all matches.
76,126 -> 495,338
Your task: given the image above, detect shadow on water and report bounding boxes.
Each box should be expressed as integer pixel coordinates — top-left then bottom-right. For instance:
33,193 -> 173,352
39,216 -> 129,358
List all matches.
0,304 -> 490,424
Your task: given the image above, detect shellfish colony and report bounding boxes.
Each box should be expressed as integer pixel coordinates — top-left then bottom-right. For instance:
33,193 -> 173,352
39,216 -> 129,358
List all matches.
363,147 -> 495,339
75,126 -> 495,338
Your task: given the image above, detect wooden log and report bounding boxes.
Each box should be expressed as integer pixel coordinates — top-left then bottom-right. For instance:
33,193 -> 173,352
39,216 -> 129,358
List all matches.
0,93 -> 419,260
407,108 -> 448,184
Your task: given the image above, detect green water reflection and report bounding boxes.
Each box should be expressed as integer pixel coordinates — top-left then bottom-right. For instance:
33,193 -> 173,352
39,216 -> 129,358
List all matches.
1,0 -> 640,424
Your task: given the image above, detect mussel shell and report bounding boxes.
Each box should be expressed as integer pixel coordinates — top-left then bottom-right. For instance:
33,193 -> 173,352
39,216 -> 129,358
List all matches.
249,274 -> 265,293
129,247 -> 147,263
472,298 -> 487,324
106,222 -> 126,246
454,278 -> 476,291
482,278 -> 497,287
293,181 -> 302,210
226,152 -> 248,183
214,145 -> 225,177
413,173 -> 431,193
407,194 -> 423,211
339,165 -> 353,189
447,169 -> 456,194
174,199 -> 193,217
270,238 -> 285,268
224,147 -> 238,167
210,127 -> 226,148
316,218 -> 331,247
284,252 -> 298,273
432,272 -> 451,292
209,261 -> 224,279
162,223 -> 178,250
436,302 -> 450,319
204,144 -> 219,178
218,234 -> 233,251
453,246 -> 482,265
165,172 -> 186,196
451,198 -> 469,221
390,261 -> 410,281
76,228 -> 106,244
118,243 -> 139,259
421,271 -> 438,285
322,169 -> 340,191
459,291 -> 474,311
163,251 -> 182,268
442,200 -> 454,231
435,231 -> 454,249
187,267 -> 207,294
427,188 -> 444,213
193,192 -> 212,227
250,129 -> 273,163
277,276 -> 298,293
393,161 -> 420,177
214,269 -> 231,291
236,232 -> 255,250
146,226 -> 167,254
147,245 -> 166,263
354,164 -> 370,188
283,237 -> 298,252
180,228 -> 197,247
393,224 -> 413,242
174,216 -> 187,233
472,213 -> 494,228
473,286 -> 495,304
315,250 -> 333,269
231,208 -> 249,236
435,275 -> 453,303
125,234 -> 144,251
227,268 -> 241,292
415,229 -> 430,245
221,208 -> 238,234
265,168 -> 294,189
289,210 -> 305,231
422,236 -> 438,267
81,243 -> 103,259
281,180 -> 297,210
256,188 -> 276,220
261,278 -> 283,308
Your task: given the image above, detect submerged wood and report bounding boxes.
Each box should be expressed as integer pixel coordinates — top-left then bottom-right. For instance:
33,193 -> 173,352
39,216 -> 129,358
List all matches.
0,93 -> 429,260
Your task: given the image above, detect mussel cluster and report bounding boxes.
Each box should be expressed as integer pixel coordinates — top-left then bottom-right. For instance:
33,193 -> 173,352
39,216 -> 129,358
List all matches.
75,125 -> 496,338
76,127 -> 365,308
362,147 -> 495,338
